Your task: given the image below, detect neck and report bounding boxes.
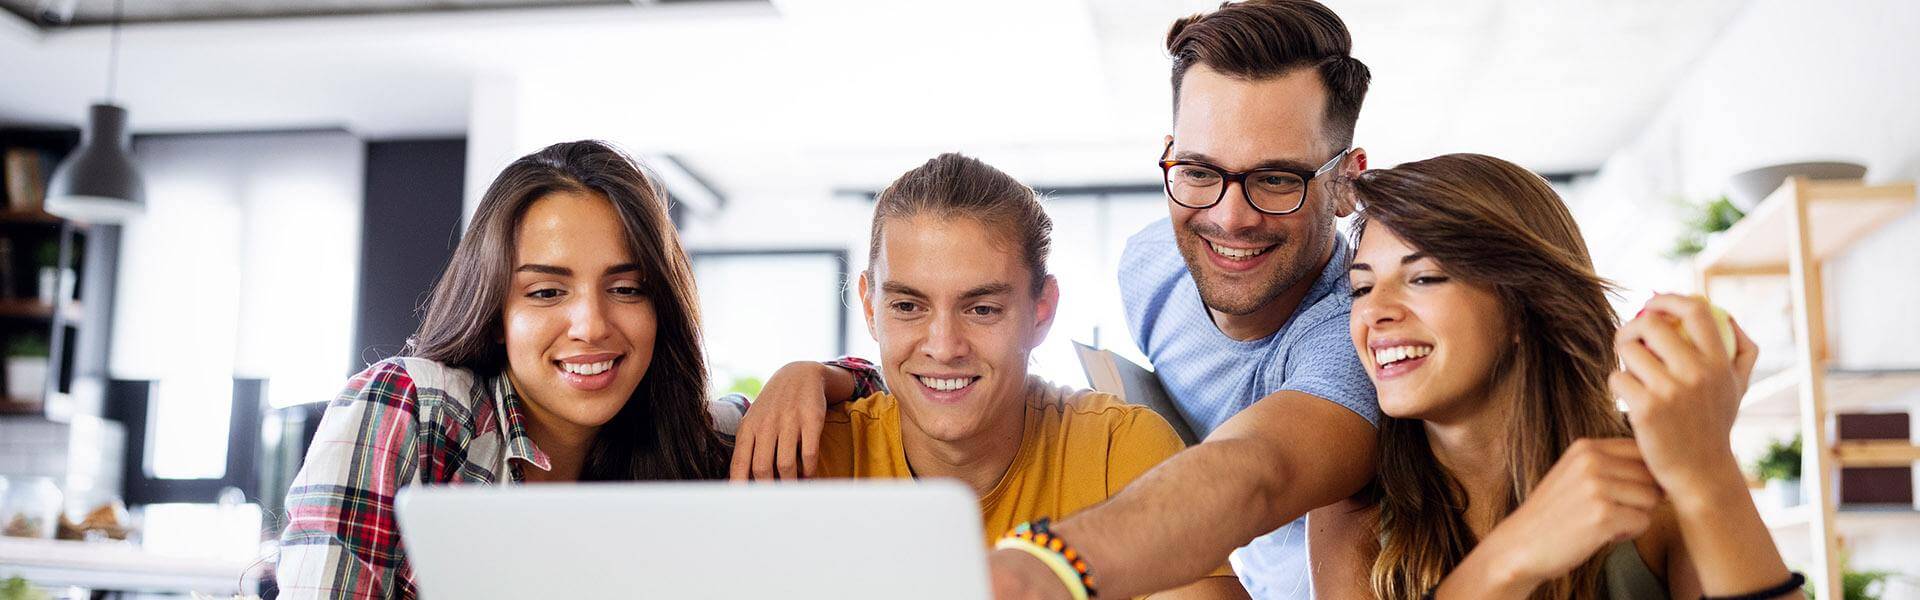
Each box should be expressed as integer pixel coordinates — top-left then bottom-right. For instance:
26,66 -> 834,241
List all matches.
508,376 -> 597,483
1210,243 -> 1332,341
900,387 -> 1029,499
1422,385 -> 1517,535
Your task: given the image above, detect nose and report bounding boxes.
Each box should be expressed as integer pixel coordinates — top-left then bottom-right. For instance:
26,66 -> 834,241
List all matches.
568,291 -> 613,343
1353,281 -> 1407,331
919,311 -> 969,364
1202,180 -> 1266,236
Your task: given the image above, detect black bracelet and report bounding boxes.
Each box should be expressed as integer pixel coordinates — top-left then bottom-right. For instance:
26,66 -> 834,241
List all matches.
1701,571 -> 1805,600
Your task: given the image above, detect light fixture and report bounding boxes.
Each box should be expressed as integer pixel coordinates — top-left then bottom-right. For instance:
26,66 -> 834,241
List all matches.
46,0 -> 144,223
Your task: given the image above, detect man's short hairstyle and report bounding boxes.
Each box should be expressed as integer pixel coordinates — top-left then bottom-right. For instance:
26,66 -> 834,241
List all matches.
1167,0 -> 1371,151
868,153 -> 1052,296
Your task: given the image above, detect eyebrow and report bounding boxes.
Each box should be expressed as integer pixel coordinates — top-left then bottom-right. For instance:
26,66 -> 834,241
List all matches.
1173,150 -> 1317,173
514,263 -> 643,277
1348,252 -> 1430,272
879,281 -> 1015,300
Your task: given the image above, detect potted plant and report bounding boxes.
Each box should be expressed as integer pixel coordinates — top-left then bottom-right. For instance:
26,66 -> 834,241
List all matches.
1804,557 -> 1899,600
1667,195 -> 1747,259
32,241 -> 72,307
3,334 -> 49,404
1755,434 -> 1803,508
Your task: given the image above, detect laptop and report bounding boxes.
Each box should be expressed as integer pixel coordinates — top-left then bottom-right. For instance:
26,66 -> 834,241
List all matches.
395,480 -> 990,599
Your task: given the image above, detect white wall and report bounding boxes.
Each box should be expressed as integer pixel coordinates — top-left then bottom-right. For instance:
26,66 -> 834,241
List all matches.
1575,0 -> 1920,593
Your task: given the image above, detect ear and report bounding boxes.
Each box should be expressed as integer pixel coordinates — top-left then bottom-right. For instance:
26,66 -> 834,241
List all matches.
857,270 -> 880,342
1028,275 -> 1061,350
1334,146 -> 1369,218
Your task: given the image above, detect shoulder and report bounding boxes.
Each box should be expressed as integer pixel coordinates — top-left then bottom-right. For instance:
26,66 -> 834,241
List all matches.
830,391 -> 900,430
1040,384 -> 1183,458
326,357 -> 492,437
1273,303 -> 1381,426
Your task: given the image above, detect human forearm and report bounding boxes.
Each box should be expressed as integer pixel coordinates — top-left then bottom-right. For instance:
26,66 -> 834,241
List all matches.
1434,544 -> 1535,600
1145,576 -> 1250,599
1050,438 -> 1300,596
1667,456 -> 1791,596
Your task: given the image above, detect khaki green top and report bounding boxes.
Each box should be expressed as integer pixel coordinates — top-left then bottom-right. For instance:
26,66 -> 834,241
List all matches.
1604,541 -> 1668,599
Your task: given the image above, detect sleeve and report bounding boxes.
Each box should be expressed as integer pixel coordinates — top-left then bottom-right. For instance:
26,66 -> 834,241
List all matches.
708,393 -> 751,442
275,360 -> 430,600
1102,408 -> 1186,497
824,355 -> 888,400
1277,315 -> 1381,426
1103,409 -> 1237,580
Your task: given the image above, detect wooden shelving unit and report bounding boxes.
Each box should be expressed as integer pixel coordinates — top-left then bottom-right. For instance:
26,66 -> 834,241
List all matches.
0,127 -> 90,421
1698,177 -> 1919,600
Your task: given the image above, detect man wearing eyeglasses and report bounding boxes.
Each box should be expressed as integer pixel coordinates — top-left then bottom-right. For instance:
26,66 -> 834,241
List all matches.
985,1 -> 1380,598
734,1 -> 1379,598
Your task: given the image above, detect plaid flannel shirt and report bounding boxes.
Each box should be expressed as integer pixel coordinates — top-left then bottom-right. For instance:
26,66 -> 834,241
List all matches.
274,357 -> 752,599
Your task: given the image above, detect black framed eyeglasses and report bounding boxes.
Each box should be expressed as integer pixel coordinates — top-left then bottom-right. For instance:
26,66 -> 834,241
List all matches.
1157,139 -> 1351,215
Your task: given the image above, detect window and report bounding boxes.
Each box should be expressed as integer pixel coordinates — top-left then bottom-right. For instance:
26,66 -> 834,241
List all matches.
115,132 -> 361,495
691,249 -> 850,393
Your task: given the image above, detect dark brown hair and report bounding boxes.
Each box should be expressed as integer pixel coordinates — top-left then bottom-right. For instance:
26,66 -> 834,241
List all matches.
1167,0 -> 1371,151
867,153 -> 1052,295
409,140 -> 728,481
1353,154 -> 1628,600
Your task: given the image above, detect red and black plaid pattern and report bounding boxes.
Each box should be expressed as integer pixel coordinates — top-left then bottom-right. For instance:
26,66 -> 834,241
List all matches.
276,358 -> 543,599
825,355 -> 887,401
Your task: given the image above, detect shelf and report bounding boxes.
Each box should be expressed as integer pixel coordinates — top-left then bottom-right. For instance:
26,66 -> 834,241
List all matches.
0,536 -> 258,594
1697,179 -> 1916,277
0,210 -> 66,226
0,298 -> 83,323
1739,367 -> 1920,418
1764,504 -> 1920,533
1834,440 -> 1920,467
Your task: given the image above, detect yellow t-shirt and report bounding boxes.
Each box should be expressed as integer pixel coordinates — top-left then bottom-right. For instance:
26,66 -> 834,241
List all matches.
817,378 -> 1175,542
818,376 -> 1234,581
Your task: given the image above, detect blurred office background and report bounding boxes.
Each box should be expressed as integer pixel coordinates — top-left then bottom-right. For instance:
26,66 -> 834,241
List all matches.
0,0 -> 1917,597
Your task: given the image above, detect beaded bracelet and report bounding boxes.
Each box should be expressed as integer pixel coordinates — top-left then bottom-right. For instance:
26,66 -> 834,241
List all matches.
1700,571 -> 1805,600
998,518 -> 1097,599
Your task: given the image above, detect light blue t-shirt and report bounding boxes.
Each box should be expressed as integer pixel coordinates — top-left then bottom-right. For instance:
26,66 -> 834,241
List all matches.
1119,218 -> 1379,600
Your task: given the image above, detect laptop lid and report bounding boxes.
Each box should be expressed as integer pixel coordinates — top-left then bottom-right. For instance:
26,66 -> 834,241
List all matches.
395,480 -> 988,599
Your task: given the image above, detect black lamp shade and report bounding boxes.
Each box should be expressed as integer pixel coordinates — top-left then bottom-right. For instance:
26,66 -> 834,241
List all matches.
47,103 -> 145,222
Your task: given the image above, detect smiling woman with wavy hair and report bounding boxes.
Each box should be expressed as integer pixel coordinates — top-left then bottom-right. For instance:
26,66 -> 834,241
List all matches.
277,140 -> 732,598
1309,153 -> 1798,600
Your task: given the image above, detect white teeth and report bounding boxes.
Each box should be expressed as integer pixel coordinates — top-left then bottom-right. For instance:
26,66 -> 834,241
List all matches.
561,360 -> 615,376
1208,241 -> 1270,260
1372,345 -> 1432,367
916,376 -> 975,392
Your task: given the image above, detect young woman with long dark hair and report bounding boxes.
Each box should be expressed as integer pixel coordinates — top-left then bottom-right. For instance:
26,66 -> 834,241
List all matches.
276,140 -> 731,598
1311,154 -> 1796,599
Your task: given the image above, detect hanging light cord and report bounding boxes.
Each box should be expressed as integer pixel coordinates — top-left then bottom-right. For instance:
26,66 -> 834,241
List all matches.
105,0 -> 124,103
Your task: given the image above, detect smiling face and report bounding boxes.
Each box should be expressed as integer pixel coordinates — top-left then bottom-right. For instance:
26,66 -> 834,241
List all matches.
502,190 -> 657,440
1169,65 -> 1356,321
859,215 -> 1058,445
1348,225 -> 1511,424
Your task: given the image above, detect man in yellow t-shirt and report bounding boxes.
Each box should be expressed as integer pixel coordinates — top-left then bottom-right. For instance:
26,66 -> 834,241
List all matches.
818,376 -> 1185,546
813,153 -> 1243,599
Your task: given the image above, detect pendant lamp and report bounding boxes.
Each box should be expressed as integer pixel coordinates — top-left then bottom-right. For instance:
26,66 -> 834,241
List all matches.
45,0 -> 144,223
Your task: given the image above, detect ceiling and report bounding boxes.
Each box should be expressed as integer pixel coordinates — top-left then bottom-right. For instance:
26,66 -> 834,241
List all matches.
0,0 -> 1752,193
0,0 -> 762,27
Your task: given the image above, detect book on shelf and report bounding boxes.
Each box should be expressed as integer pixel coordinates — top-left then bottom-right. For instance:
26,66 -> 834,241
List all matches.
1074,341 -> 1200,445
3,147 -> 48,214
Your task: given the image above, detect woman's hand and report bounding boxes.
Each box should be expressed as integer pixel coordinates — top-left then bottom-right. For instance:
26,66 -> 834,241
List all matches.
1445,439 -> 1661,598
1609,294 -> 1760,500
727,361 -> 851,481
